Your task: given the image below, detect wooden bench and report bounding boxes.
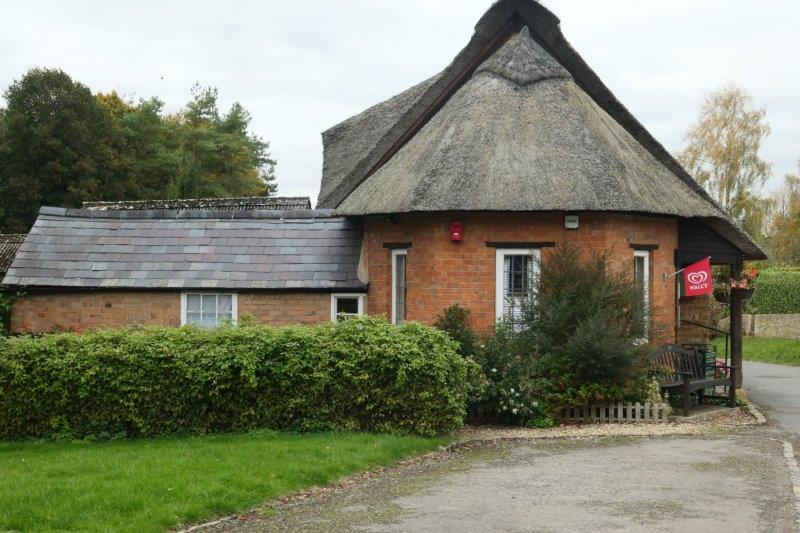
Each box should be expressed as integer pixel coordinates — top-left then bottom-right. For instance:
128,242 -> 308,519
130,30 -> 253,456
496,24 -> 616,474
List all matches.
651,343 -> 737,416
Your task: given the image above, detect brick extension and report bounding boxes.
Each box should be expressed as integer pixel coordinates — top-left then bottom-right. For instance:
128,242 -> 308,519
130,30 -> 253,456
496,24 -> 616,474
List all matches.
11,292 -> 331,334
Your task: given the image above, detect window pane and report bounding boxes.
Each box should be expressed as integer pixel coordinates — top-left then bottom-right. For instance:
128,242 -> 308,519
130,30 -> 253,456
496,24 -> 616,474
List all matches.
186,294 -> 201,312
394,254 -> 406,324
634,256 -> 645,291
201,313 -> 217,328
202,294 -> 216,314
336,297 -> 359,315
217,295 -> 232,314
503,254 -> 532,320
186,312 -> 202,326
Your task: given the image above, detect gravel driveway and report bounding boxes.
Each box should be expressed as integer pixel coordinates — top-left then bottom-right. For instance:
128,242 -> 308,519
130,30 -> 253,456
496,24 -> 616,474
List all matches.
206,419 -> 796,532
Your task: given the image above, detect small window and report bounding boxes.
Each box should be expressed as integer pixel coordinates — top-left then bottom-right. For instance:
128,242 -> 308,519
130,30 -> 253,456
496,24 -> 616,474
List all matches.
331,294 -> 366,322
634,249 -> 650,336
391,249 -> 407,324
495,248 -> 540,321
182,293 -> 237,327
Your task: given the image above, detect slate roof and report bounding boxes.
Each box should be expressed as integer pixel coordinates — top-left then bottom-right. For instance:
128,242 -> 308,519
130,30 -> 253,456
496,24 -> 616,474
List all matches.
0,234 -> 25,276
318,0 -> 765,260
82,196 -> 312,211
2,207 -> 365,291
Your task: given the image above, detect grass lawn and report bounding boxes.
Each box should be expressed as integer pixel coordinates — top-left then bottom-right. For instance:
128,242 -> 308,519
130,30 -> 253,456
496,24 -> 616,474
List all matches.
0,430 -> 447,532
713,337 -> 800,366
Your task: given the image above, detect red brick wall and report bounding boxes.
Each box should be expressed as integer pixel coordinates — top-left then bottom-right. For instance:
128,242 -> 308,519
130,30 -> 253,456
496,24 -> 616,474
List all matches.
11,291 -> 332,334
362,212 -> 678,342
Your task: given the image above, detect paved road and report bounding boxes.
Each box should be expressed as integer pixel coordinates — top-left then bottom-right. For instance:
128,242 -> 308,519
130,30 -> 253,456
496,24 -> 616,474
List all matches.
221,434 -> 795,532
744,360 -> 800,436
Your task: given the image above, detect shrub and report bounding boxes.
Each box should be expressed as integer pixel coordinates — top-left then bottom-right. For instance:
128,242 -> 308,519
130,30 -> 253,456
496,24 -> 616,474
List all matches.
748,269 -> 800,314
0,316 -> 468,439
433,304 -> 487,410
434,304 -> 479,358
0,292 -> 12,335
472,243 -> 652,425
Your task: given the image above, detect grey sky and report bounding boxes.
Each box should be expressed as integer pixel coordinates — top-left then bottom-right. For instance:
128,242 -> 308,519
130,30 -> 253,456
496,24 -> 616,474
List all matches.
2,1 -> 798,205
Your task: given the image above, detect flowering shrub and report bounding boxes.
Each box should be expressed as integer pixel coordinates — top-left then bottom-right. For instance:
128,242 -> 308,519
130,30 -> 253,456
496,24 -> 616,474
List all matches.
471,242 -> 652,426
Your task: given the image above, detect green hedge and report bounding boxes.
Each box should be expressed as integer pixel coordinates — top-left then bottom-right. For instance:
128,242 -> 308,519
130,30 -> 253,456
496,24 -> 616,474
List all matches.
0,292 -> 12,335
749,269 -> 800,314
0,316 -> 470,439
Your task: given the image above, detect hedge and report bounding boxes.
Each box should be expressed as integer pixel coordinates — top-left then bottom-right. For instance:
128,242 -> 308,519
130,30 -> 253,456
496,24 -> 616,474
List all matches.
0,316 -> 470,439
749,269 -> 800,314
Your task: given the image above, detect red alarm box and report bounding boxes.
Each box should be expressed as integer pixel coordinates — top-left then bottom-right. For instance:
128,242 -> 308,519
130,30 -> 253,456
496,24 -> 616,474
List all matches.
449,222 -> 463,242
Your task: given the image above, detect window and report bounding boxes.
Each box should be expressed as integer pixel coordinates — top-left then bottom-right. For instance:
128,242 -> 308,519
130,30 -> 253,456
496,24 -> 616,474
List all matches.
634,249 -> 650,335
495,248 -> 540,321
181,293 -> 237,327
391,249 -> 407,324
331,294 -> 366,322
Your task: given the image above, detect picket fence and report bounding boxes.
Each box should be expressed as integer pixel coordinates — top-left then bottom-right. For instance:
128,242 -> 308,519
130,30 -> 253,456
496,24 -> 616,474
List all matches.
559,402 -> 670,423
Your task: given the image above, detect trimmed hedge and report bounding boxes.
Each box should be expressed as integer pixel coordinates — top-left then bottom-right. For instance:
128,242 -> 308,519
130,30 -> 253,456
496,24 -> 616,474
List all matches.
0,316 -> 470,439
749,269 -> 800,314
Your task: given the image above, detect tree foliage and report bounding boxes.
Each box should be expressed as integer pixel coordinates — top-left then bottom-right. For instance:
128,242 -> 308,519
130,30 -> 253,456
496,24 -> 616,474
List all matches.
677,84 -> 773,241
766,163 -> 800,265
0,69 -> 277,233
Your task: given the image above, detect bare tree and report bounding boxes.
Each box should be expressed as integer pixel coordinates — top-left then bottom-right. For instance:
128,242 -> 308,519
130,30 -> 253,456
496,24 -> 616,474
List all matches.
678,84 -> 772,240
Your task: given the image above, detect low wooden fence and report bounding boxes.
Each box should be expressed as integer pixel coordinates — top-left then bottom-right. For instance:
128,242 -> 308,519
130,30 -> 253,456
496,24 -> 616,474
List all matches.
559,402 -> 670,423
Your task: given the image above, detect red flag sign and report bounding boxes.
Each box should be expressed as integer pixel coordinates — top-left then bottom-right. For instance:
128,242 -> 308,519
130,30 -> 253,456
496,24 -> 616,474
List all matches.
683,257 -> 713,297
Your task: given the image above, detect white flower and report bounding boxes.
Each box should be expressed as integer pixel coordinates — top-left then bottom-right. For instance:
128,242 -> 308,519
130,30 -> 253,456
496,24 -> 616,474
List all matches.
512,408 -> 518,414
532,400 -> 539,407
510,388 -> 515,393
491,368 -> 497,373
515,392 -> 520,397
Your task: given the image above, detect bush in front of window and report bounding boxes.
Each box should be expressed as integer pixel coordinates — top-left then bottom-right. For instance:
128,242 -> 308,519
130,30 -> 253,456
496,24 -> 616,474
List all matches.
472,242 -> 653,427
0,316 -> 470,440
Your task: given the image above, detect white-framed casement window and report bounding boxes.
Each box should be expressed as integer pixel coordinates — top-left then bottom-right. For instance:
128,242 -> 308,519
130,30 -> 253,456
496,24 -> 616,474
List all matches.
181,292 -> 238,327
391,249 -> 407,324
633,249 -> 651,336
331,293 -> 366,322
495,248 -> 540,321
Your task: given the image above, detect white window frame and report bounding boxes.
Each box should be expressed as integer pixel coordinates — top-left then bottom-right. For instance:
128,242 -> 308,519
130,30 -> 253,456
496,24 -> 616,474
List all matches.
495,248 -> 540,321
330,293 -> 366,322
180,292 -> 238,327
634,249 -> 651,338
391,249 -> 408,324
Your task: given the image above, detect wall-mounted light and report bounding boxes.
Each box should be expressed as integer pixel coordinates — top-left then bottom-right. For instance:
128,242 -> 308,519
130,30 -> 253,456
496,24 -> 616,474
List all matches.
449,222 -> 463,242
565,215 -> 579,229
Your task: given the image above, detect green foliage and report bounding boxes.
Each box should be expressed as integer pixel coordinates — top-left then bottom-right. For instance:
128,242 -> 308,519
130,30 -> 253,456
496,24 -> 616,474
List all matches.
0,431 -> 446,532
434,304 -> 479,358
472,243 -> 652,425
0,316 -> 468,440
0,292 -> 12,335
433,305 -> 487,406
0,69 -> 277,233
748,269 -> 800,314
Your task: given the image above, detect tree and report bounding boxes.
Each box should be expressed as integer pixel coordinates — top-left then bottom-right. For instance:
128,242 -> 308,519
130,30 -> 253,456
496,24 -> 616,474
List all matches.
767,163 -> 800,265
0,70 -> 278,233
0,69 -> 122,233
677,84 -> 773,241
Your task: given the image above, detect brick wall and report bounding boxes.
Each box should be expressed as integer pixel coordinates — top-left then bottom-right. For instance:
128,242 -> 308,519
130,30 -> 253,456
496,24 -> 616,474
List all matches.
362,212 -> 678,341
11,291 -> 333,334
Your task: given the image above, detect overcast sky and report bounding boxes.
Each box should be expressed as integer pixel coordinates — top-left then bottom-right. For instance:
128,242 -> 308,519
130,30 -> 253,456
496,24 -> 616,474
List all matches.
2,1 -> 799,205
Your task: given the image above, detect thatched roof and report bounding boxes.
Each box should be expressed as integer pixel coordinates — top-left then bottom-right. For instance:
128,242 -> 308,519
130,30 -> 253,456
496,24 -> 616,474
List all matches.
83,196 -> 311,211
318,0 -> 765,260
0,234 -> 25,276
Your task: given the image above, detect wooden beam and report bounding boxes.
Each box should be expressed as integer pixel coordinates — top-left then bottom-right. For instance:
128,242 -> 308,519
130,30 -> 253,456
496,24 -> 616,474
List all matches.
730,259 -> 744,388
